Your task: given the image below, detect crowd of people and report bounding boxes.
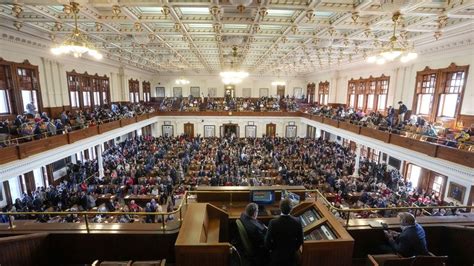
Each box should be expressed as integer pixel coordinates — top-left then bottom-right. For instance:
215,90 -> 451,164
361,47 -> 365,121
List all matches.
0,103 -> 155,147
305,101 -> 473,149
0,131 -> 464,224
156,95 -> 301,113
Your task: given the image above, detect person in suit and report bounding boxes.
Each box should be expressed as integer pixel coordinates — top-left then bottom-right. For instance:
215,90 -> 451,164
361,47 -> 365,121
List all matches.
239,203 -> 268,266
265,198 -> 304,266
384,212 -> 429,257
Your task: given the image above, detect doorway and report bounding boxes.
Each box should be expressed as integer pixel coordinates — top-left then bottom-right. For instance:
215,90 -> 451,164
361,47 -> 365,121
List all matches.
220,123 -> 239,137
277,85 -> 285,98
184,123 -> 194,137
266,123 -> 276,137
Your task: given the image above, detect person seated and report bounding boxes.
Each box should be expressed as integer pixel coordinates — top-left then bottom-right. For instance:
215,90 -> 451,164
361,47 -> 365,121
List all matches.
384,212 -> 429,257
265,198 -> 304,266
239,203 -> 268,265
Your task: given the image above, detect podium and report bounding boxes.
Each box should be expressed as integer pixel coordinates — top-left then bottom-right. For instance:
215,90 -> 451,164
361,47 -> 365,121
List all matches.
292,201 -> 354,266
175,203 -> 231,266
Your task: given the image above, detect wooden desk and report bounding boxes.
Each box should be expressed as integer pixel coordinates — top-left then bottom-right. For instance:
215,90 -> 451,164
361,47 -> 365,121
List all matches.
195,185 -> 306,203
175,203 -> 231,266
292,201 -> 354,266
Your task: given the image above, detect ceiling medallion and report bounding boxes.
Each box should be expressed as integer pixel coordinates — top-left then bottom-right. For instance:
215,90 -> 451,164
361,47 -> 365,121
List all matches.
229,0 -> 253,13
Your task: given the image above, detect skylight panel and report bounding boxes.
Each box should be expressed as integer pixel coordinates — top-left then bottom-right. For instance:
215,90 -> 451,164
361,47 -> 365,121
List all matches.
180,7 -> 210,15
138,7 -> 163,13
188,24 -> 213,28
223,24 -> 248,29
315,11 -> 333,17
266,9 -> 295,17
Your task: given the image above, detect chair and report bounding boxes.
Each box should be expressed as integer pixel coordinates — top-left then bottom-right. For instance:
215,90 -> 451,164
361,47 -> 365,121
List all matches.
235,219 -> 254,265
367,254 -> 415,266
411,255 -> 448,266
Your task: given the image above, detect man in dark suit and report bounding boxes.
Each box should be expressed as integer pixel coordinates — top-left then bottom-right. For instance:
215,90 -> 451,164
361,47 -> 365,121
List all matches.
239,203 -> 268,265
385,212 -> 429,257
265,198 -> 304,266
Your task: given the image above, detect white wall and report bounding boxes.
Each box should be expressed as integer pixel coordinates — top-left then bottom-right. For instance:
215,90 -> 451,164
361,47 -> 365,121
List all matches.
154,116 -> 306,138
304,42 -> 474,115
0,39 -> 155,108
151,74 -> 307,98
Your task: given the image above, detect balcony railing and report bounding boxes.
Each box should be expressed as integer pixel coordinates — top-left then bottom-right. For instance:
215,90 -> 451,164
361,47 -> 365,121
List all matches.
1,189 -> 471,233
1,111 -> 472,168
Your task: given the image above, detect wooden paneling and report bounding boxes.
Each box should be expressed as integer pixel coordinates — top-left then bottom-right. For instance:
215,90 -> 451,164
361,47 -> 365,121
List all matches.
458,114 -> 474,128
120,117 -> 136,127
98,120 -> 120,134
0,233 -> 49,266
175,203 -> 231,266
436,146 -> 474,168
136,114 -> 150,122
324,118 -> 340,128
389,134 -> 438,157
312,115 -> 324,123
360,127 -> 390,143
68,126 -> 99,143
0,145 -> 19,164
338,121 -> 361,134
17,134 -> 69,159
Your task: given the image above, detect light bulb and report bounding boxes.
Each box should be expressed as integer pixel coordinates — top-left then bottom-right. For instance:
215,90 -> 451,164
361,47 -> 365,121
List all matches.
367,56 -> 377,63
376,58 -> 386,65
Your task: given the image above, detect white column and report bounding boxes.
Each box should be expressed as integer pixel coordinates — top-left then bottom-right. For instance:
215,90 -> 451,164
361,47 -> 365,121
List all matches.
353,144 -> 361,177
96,144 -> 104,178
70,154 -> 77,164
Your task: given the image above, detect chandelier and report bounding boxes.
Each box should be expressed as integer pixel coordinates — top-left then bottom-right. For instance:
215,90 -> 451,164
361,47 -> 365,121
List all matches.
50,2 -> 103,60
175,79 -> 190,85
367,12 -> 417,65
271,81 -> 286,86
220,47 -> 249,85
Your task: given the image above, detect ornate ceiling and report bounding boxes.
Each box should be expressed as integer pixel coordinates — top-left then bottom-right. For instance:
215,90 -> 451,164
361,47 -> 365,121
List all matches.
0,0 -> 473,75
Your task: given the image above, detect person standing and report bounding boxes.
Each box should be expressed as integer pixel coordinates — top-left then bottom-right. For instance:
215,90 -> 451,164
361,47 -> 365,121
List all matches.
26,101 -> 36,116
265,198 -> 304,266
397,101 -> 408,125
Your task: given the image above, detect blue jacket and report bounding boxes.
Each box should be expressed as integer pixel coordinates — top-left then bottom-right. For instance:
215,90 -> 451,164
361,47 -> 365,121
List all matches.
390,223 -> 429,257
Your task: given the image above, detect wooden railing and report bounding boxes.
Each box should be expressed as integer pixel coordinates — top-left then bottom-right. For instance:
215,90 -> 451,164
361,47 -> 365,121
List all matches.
0,113 -> 155,165
1,189 -> 470,233
1,111 -> 473,168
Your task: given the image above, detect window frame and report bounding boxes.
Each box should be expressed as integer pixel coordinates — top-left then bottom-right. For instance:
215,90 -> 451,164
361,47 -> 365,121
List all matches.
129,79 -> 140,103
347,75 -> 390,113
142,81 -> 151,103
318,81 -> 329,105
67,70 -> 110,109
412,63 -> 469,126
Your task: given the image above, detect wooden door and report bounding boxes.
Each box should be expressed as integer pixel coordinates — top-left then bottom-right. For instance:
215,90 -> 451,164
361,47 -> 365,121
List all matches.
266,123 -> 276,137
184,123 -> 194,137
277,85 -> 285,98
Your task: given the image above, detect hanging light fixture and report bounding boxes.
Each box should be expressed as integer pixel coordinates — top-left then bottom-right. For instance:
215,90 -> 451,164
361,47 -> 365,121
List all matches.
366,12 -> 417,65
175,79 -> 190,85
50,2 -> 103,60
220,47 -> 249,85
